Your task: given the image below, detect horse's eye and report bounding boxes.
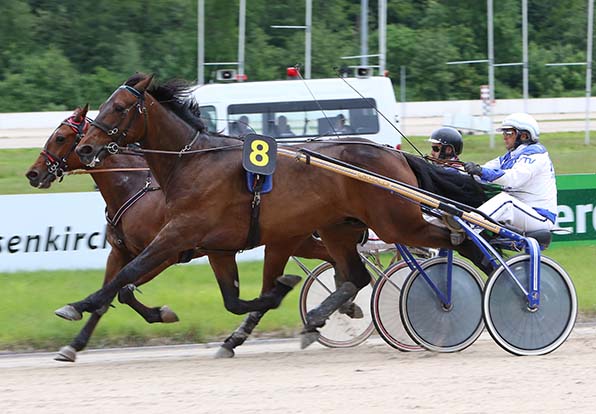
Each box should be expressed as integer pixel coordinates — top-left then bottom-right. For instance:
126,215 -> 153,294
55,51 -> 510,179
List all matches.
56,135 -> 66,143
114,105 -> 125,113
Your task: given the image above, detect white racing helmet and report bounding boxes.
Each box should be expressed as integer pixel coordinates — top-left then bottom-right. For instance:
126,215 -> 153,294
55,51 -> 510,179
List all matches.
498,112 -> 540,143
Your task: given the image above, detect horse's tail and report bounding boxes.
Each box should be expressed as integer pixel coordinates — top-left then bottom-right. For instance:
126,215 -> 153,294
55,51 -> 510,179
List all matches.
402,153 -> 488,208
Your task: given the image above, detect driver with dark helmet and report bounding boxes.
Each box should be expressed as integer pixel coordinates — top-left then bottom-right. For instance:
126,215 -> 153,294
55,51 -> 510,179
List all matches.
428,127 -> 464,168
463,112 -> 557,233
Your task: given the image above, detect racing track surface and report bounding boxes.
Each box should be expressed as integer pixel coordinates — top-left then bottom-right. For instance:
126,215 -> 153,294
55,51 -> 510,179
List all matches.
1,324 -> 596,414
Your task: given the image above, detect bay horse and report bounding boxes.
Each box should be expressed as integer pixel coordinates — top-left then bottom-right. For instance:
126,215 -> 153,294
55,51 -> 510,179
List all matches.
67,73 -> 488,349
26,105 -> 337,360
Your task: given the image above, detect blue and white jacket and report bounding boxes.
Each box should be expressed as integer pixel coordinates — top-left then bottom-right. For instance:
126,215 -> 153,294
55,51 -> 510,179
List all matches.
479,143 -> 558,223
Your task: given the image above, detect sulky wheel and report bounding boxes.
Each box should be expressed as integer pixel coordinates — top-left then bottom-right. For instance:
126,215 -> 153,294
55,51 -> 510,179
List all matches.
400,256 -> 485,353
299,261 -> 375,348
370,261 -> 424,352
483,254 -> 577,356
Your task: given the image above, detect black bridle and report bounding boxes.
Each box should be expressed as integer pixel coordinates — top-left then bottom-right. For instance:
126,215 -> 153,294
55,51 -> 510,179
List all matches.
41,115 -> 90,181
90,85 -> 148,157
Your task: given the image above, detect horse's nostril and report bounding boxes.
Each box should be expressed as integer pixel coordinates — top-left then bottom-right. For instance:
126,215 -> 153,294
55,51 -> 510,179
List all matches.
77,145 -> 93,156
26,170 -> 39,180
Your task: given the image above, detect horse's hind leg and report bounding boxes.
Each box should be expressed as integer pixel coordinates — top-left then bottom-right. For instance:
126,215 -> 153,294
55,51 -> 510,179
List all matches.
301,224 -> 371,349
116,258 -> 180,323
215,238 -> 310,358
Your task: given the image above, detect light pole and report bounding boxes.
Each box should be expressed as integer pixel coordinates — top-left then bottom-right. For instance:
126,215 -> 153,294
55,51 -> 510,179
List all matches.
197,0 -> 245,85
361,0 -> 368,67
487,0 -> 495,148
197,0 -> 204,84
545,0 -> 593,145
238,0 -> 246,80
271,0 -> 312,79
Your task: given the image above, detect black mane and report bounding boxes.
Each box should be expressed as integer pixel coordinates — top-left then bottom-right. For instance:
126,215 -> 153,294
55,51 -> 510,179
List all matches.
124,74 -> 206,133
402,152 -> 488,208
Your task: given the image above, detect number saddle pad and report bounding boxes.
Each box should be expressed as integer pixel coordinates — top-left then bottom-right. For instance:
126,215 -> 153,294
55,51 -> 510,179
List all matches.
245,172 -> 273,194
242,133 -> 277,194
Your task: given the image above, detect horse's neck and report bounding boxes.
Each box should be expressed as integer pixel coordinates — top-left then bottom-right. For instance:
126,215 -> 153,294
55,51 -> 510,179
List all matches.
92,155 -> 153,215
141,104 -> 198,187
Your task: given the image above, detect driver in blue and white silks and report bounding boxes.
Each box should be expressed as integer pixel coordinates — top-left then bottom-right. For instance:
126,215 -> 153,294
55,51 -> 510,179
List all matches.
463,112 -> 557,233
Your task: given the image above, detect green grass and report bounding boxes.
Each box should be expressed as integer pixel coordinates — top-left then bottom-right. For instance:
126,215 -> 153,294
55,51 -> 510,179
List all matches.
2,132 -> 595,195
0,258 -> 323,351
0,148 -> 95,194
1,245 -> 595,351
404,131 -> 596,174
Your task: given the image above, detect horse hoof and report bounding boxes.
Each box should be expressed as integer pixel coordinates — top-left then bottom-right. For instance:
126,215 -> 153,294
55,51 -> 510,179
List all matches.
300,329 -> 320,349
350,304 -> 364,319
277,274 -> 302,288
214,346 -> 235,359
54,305 -> 82,321
160,306 -> 180,323
54,345 -> 77,362
339,302 -> 364,319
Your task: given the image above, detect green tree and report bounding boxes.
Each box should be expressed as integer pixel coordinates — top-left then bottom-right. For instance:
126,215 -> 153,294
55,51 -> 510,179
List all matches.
0,48 -> 81,111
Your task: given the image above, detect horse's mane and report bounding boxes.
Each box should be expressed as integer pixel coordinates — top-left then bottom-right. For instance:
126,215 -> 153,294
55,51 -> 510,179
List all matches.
402,152 -> 488,208
124,74 -> 206,133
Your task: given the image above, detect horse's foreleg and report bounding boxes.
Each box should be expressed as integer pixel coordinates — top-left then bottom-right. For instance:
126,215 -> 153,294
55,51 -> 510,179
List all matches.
56,248 -> 128,361
215,240 -> 304,358
55,222 -> 189,320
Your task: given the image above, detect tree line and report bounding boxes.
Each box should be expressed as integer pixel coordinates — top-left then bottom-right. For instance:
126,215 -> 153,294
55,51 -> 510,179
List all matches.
0,0 -> 593,112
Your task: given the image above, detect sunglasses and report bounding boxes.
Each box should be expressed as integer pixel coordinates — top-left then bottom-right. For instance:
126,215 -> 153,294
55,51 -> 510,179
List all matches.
502,129 -> 516,136
431,145 -> 441,152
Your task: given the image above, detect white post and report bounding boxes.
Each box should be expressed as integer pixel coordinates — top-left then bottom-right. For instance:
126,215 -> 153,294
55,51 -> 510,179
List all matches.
522,0 -> 529,111
586,0 -> 593,145
197,0 -> 205,84
378,0 -> 386,74
400,66 -> 406,135
361,0 -> 368,67
305,0 -> 312,79
238,0 -> 246,81
487,0 -> 495,148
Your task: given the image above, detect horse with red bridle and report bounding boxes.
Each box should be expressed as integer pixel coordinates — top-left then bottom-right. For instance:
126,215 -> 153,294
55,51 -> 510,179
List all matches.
27,103 -> 335,360
61,73 -> 487,349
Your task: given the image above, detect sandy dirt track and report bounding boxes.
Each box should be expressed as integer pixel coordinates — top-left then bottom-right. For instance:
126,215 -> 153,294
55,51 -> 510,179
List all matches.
1,325 -> 596,414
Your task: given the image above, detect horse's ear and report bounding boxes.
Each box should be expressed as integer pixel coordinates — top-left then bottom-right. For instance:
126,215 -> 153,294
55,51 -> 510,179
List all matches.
73,104 -> 89,122
134,74 -> 154,93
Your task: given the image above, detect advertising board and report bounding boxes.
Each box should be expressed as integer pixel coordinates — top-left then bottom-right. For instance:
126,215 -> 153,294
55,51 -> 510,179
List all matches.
0,192 -> 263,272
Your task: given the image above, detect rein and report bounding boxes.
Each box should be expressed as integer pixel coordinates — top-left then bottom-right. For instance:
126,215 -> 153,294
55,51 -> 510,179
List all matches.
106,143 -> 244,156
65,167 -> 151,175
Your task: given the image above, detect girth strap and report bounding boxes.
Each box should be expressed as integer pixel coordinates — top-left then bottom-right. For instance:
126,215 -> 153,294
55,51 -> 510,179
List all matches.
245,174 -> 265,249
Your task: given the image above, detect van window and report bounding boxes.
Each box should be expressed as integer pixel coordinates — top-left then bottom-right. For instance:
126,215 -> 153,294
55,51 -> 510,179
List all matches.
199,105 -> 217,132
227,98 -> 379,138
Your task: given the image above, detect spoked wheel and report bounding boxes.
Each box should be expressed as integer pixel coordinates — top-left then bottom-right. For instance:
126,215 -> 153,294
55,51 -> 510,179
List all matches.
370,261 -> 424,352
483,254 -> 577,356
299,262 -> 375,348
400,256 -> 485,353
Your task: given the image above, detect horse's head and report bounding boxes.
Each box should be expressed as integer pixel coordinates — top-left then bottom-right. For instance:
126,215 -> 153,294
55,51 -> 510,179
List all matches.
76,74 -> 153,166
25,105 -> 90,189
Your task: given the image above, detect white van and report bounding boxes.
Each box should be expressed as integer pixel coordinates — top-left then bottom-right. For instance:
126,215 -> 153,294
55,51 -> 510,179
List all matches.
193,76 -> 401,148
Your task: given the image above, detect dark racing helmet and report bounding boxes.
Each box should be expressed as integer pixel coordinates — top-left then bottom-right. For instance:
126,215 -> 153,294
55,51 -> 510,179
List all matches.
428,127 -> 463,157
